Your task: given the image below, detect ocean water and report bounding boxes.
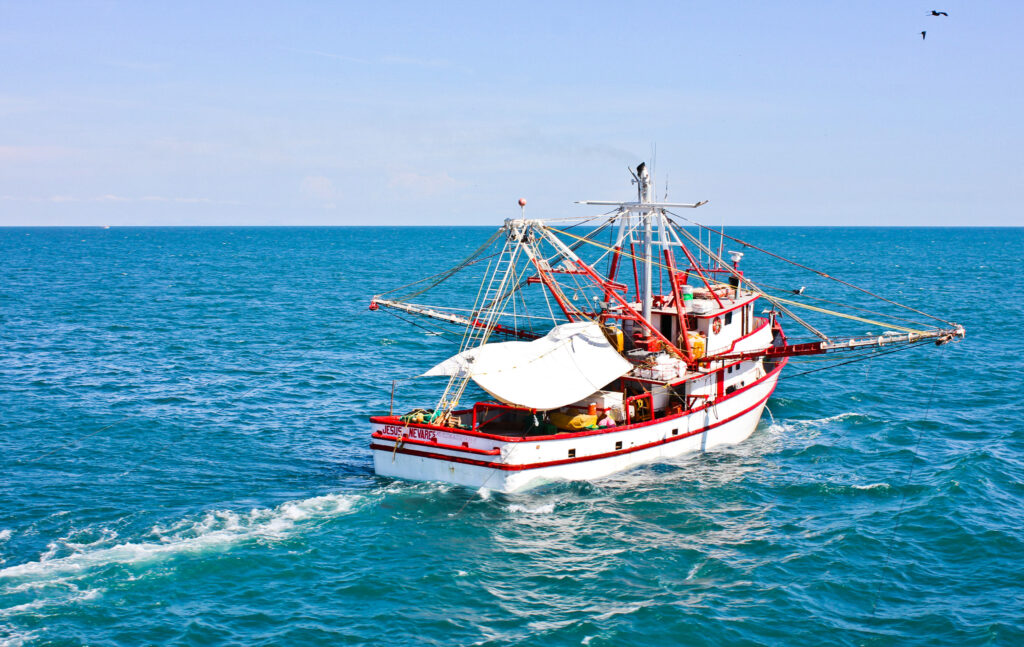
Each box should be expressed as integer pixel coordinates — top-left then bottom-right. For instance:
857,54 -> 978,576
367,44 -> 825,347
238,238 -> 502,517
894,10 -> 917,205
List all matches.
1,226 -> 1022,646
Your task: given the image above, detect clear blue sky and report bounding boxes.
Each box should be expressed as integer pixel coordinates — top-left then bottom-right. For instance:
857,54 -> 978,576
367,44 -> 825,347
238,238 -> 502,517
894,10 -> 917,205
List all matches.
1,1 -> 1020,226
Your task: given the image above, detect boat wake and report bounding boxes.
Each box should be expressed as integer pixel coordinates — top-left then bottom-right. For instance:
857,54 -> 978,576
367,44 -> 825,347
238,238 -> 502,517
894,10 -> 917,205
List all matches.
0,492 -> 362,614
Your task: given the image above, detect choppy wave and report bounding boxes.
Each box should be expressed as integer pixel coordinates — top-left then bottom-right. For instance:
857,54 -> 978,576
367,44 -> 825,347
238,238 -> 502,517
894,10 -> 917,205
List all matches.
0,627 -> 39,647
1,226 -> 1016,646
0,586 -> 102,618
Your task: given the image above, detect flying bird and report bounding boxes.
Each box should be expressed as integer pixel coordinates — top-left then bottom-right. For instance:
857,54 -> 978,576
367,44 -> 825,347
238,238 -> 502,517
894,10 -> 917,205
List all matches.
928,11 -> 948,17
792,287 -> 805,295
921,31 -> 927,39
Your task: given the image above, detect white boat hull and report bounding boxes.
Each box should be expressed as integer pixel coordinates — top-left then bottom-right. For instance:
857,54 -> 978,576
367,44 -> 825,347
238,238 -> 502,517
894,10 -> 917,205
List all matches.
371,360 -> 784,493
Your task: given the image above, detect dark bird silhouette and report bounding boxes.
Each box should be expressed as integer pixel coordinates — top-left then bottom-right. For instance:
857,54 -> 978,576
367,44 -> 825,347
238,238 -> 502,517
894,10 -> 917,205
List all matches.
921,31 -> 927,40
792,287 -> 805,295
928,11 -> 949,17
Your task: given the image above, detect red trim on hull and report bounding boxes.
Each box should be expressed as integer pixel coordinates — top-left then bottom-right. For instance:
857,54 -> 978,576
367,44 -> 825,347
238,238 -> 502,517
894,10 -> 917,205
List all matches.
372,386 -> 773,472
370,431 -> 501,456
371,358 -> 787,472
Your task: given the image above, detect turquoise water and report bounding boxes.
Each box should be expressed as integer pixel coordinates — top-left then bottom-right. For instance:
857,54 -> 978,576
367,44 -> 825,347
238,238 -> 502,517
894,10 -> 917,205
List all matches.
1,226 -> 1021,646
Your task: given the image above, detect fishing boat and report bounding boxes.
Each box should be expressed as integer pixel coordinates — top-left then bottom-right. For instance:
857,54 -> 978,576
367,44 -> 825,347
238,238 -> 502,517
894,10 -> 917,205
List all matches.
368,163 -> 964,492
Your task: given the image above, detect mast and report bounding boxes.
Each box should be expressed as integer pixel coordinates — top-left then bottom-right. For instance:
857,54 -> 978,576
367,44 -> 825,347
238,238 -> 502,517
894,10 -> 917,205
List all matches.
637,162 -> 654,323
576,162 -> 707,327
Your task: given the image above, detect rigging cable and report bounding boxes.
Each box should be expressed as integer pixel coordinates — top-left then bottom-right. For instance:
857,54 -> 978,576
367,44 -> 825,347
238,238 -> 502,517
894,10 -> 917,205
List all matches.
777,341 -> 929,380
666,213 -> 956,327
547,223 -> 938,336
377,229 -> 503,302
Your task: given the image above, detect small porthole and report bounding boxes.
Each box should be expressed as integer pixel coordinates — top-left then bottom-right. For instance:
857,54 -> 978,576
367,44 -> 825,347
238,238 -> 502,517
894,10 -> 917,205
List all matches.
615,441 -> 622,450
568,448 -> 576,458
672,428 -> 679,436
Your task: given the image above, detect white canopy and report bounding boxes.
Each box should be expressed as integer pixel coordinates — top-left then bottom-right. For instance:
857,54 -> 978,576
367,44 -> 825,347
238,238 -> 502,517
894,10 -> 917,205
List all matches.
423,321 -> 632,410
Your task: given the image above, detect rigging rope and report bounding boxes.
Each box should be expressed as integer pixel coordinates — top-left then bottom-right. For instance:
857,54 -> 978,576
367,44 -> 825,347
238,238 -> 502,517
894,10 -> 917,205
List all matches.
667,214 -> 956,327
667,220 -> 830,340
377,229 -> 503,302
546,224 -> 936,336
777,341 -> 928,380
379,308 -> 463,345
481,217 -> 616,312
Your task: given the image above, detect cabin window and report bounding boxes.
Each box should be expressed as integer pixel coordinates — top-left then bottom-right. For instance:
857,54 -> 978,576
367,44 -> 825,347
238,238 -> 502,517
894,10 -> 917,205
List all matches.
726,385 -> 737,395
615,441 -> 622,450
725,311 -> 733,326
568,448 -> 576,458
672,428 -> 679,436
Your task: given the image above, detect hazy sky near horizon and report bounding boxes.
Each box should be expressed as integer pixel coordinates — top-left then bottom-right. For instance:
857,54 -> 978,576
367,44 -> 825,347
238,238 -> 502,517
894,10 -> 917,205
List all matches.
1,1 -> 1021,226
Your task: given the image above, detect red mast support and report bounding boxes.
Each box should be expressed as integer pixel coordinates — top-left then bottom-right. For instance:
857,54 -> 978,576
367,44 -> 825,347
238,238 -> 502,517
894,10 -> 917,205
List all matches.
572,259 -> 683,357
628,241 -> 641,298
663,249 -> 694,364
526,256 -> 577,322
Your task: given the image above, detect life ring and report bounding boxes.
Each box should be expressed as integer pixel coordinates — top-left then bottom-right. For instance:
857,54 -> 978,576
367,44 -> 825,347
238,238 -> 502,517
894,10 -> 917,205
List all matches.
712,317 -> 722,335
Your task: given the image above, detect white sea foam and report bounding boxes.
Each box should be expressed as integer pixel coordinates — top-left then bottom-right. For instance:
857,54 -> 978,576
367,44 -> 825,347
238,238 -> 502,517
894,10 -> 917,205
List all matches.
766,412 -> 862,439
381,480 -> 452,497
0,530 -> 11,543
476,487 -> 491,501
852,482 -> 890,491
591,604 -> 643,622
507,503 -> 555,515
685,561 -> 703,581
0,586 -> 101,617
766,421 -> 795,435
0,493 -> 360,584
801,412 -> 861,426
0,626 -> 39,647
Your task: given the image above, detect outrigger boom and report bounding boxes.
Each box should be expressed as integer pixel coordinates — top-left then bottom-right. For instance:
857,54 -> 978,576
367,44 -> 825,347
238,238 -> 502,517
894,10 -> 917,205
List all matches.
704,324 -> 966,364
369,298 -> 541,340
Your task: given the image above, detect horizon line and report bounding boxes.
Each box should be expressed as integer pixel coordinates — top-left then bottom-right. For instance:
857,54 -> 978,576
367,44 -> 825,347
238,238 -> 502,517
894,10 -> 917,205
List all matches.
1,224 -> 1021,229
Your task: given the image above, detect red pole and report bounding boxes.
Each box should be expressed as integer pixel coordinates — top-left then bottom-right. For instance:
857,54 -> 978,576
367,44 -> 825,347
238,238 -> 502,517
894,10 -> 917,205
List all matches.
675,240 -> 724,308
628,242 -> 641,298
573,259 -> 683,356
664,249 -> 694,364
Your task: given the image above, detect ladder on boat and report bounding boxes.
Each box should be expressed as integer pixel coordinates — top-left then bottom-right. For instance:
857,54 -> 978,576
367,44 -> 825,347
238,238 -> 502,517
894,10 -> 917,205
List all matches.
435,229 -> 523,415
